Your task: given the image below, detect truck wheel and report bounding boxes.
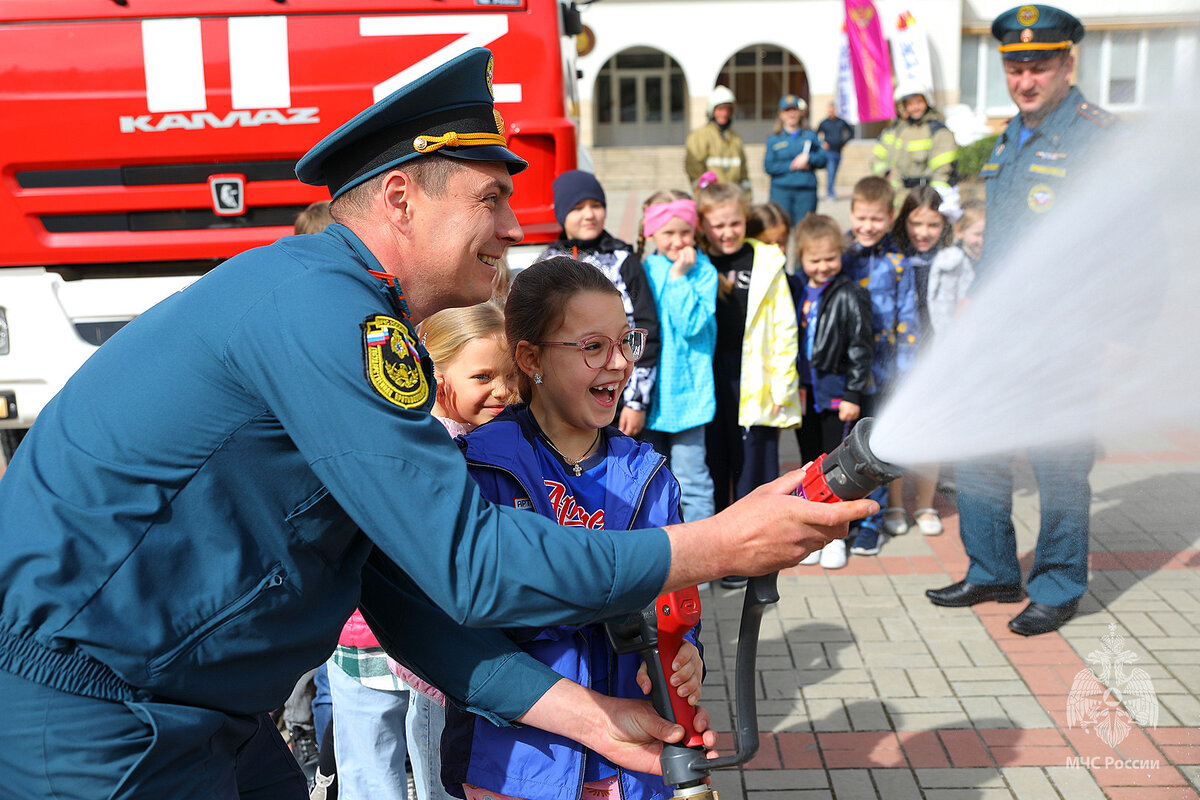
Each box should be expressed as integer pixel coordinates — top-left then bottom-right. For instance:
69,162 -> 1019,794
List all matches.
1,428 -> 27,463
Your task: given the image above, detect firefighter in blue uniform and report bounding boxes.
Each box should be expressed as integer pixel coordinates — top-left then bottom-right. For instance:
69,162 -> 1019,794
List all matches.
926,6 -> 1113,636
0,48 -> 873,799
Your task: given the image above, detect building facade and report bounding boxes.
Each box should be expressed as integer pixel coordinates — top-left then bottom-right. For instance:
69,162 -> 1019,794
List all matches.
574,0 -> 1199,150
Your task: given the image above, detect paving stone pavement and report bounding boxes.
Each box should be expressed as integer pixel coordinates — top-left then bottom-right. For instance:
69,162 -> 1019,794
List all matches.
684,425 -> 1200,800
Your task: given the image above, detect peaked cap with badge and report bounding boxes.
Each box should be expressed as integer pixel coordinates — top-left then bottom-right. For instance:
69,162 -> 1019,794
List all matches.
992,4 -> 1084,61
296,47 -> 527,199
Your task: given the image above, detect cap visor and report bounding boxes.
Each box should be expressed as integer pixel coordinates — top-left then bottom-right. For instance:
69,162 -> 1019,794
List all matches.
440,145 -> 528,175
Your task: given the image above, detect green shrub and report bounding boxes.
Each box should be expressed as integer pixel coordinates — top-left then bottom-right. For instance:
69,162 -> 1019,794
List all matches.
955,134 -> 999,179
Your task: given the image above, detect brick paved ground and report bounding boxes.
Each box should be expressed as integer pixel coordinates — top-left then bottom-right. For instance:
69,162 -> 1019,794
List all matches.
688,427 -> 1200,799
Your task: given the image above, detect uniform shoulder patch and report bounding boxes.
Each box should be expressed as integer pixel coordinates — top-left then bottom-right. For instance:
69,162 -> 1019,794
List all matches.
1077,102 -> 1116,129
362,314 -> 429,409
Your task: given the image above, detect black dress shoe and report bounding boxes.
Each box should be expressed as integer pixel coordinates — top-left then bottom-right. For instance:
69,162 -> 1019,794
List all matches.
925,580 -> 1023,607
1008,600 -> 1079,636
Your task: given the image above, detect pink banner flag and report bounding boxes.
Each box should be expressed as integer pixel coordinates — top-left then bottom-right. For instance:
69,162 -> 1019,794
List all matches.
844,0 -> 894,123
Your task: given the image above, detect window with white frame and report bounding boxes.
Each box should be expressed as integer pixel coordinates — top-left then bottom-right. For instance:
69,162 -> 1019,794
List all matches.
960,24 -> 1198,117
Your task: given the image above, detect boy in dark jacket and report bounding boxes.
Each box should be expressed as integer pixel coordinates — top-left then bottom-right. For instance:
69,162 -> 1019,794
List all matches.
788,214 -> 873,569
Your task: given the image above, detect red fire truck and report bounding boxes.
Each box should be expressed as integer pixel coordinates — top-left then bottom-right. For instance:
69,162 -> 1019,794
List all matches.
0,0 -> 582,460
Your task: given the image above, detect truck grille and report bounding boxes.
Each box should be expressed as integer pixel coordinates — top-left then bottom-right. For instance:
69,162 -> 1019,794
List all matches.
41,206 -> 308,233
16,160 -> 297,189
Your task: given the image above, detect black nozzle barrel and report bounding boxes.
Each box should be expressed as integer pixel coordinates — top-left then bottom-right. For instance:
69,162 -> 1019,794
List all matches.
819,418 -> 904,501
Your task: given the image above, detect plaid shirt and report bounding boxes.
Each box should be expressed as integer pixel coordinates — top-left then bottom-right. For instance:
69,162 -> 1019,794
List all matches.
331,644 -> 406,691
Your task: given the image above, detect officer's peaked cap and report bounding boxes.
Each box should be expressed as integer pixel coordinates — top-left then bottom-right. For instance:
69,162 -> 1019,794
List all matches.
992,5 -> 1084,62
296,48 -> 527,199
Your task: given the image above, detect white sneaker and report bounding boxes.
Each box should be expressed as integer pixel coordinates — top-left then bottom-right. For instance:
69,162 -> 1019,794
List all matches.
820,539 -> 848,569
882,507 -> 909,536
800,549 -> 822,566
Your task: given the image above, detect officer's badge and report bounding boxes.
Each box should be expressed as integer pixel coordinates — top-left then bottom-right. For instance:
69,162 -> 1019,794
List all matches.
362,314 -> 428,409
486,55 -> 495,99
1028,183 -> 1055,213
494,109 -> 505,136
1018,5 -> 1039,26
1021,29 -> 1034,43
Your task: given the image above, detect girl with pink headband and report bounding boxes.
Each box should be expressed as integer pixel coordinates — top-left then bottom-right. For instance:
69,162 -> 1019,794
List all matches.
637,191 -> 719,533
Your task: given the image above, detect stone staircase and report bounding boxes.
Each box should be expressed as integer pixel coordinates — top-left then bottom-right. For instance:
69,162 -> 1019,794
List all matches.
589,140 -> 875,203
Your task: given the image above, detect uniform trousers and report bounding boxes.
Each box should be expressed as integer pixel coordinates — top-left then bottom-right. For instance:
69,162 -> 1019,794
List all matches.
0,667 -> 306,800
767,185 -> 819,230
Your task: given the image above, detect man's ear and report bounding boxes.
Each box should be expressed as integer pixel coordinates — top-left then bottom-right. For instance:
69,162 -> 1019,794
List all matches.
514,341 -> 541,380
381,169 -> 417,235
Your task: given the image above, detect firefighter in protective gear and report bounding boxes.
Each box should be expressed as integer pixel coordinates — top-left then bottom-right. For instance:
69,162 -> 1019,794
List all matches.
685,85 -> 751,197
871,81 -> 958,204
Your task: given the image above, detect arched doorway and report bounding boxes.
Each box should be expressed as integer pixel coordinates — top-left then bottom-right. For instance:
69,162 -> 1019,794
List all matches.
594,47 -> 688,146
717,44 -> 810,143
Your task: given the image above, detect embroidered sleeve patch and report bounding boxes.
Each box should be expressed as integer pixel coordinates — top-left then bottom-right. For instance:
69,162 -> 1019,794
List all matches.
362,314 -> 429,409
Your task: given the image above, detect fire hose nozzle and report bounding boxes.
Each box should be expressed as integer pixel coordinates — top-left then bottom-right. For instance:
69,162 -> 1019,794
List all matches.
800,418 -> 904,502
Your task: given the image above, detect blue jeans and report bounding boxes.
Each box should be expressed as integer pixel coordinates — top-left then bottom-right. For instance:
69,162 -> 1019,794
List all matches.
956,444 -> 1094,607
825,149 -> 842,197
406,689 -> 454,800
328,659 -> 411,800
643,425 -> 715,522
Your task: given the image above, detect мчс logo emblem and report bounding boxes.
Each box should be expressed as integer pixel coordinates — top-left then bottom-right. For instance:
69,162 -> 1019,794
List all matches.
1067,623 -> 1158,749
362,315 -> 428,410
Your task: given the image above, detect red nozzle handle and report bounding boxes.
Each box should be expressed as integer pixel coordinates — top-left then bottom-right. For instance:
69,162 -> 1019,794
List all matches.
797,454 -> 838,503
655,585 -> 705,748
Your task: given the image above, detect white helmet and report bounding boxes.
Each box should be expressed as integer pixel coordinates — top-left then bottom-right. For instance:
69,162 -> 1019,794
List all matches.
707,85 -> 736,117
893,80 -> 930,104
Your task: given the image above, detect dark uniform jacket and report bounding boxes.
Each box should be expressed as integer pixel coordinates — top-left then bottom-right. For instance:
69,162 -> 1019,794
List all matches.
0,224 -> 670,722
977,85 -> 1114,280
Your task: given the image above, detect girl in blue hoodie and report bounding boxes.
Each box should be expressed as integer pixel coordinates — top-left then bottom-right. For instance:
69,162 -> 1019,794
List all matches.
442,257 -> 713,800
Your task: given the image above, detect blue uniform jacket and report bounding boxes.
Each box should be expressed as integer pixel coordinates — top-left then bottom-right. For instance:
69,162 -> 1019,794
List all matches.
0,224 -> 671,723
977,86 -> 1112,283
443,406 -> 692,800
841,233 -> 920,394
763,128 -> 828,192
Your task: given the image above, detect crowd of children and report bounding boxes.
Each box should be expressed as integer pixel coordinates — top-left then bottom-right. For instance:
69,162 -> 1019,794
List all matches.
296,152 -> 983,797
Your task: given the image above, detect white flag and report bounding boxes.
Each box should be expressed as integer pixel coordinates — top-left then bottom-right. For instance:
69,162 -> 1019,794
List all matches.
891,11 -> 935,92
835,28 -> 860,125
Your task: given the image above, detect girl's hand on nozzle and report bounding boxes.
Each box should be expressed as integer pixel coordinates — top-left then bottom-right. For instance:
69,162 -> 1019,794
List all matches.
636,640 -> 704,706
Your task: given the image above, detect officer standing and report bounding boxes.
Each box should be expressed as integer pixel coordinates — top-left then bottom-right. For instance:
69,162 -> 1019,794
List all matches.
926,5 -> 1112,636
871,81 -> 958,204
0,48 -> 875,799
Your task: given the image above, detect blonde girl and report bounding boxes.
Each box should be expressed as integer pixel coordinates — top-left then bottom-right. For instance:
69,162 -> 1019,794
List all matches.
697,181 -> 801,587
418,300 -> 516,437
